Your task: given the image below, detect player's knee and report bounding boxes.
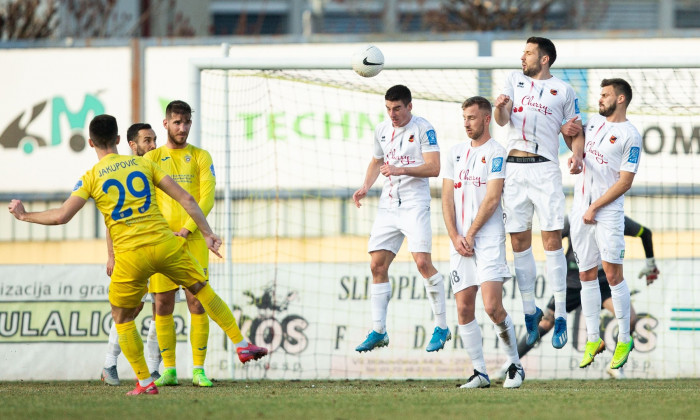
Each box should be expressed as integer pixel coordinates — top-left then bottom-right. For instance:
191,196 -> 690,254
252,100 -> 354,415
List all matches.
483,302 -> 505,322
370,260 -> 390,277
456,304 -> 476,324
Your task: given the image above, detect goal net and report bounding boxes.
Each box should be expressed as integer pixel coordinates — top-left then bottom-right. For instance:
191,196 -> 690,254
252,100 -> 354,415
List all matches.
192,53 -> 700,380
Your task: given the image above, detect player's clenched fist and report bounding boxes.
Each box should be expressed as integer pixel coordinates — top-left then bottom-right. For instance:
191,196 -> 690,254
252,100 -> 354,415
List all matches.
495,94 -> 511,109
8,199 -> 26,220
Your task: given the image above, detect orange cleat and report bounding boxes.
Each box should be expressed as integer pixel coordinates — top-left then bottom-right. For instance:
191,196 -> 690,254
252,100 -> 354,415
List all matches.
126,381 -> 158,395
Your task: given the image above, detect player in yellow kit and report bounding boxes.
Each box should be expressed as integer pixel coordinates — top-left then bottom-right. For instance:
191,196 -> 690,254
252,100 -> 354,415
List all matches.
8,114 -> 268,396
144,100 -> 217,387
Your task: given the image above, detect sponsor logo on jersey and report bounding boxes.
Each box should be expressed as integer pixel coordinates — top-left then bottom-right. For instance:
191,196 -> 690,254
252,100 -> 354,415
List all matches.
458,169 -> 485,187
161,157 -> 170,161
574,98 -> 580,114
550,89 -> 558,96
586,141 -> 608,164
426,129 -> 437,145
210,164 -> 216,177
628,147 -> 640,164
454,181 -> 462,189
513,106 -> 524,113
521,96 -> 552,116
609,135 -> 618,144
481,156 -> 486,164
456,155 -> 461,162
517,81 -> 525,88
408,134 -> 414,142
185,155 -> 191,163
72,180 -> 83,191
491,157 -> 503,172
381,135 -> 386,142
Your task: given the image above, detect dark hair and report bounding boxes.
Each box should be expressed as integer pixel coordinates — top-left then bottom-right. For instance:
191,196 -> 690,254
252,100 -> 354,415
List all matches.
165,100 -> 193,118
385,85 -> 412,106
527,36 -> 557,66
126,123 -> 152,143
601,78 -> 633,106
461,96 -> 492,114
89,114 -> 118,148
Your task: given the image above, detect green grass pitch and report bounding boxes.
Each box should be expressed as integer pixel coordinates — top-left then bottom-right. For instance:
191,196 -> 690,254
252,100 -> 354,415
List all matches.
1,379 -> 698,419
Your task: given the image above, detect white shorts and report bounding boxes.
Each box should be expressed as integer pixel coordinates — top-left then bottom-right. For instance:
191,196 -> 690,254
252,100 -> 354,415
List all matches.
449,235 -> 512,294
503,160 -> 565,232
368,206 -> 432,254
569,208 -> 625,271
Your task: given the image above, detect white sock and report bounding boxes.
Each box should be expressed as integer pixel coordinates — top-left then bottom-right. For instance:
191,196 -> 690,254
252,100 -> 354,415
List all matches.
545,249 -> 568,319
138,376 -> 154,387
610,279 -> 631,343
104,322 -> 120,368
234,339 -> 249,349
146,320 -> 161,373
424,273 -> 448,329
458,320 -> 486,374
371,282 -> 392,334
513,247 -> 537,315
580,280 -> 602,342
494,314 -> 520,365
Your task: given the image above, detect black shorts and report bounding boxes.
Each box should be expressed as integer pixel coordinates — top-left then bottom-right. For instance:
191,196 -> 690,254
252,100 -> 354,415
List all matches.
547,280 -> 612,313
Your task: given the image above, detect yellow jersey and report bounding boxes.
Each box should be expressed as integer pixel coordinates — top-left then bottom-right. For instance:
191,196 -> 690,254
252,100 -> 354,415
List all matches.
144,144 -> 215,240
71,154 -> 173,252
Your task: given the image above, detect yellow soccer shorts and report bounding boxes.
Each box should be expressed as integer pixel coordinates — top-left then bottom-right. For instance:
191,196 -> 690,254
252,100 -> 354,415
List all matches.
148,237 -> 209,294
109,236 -> 206,308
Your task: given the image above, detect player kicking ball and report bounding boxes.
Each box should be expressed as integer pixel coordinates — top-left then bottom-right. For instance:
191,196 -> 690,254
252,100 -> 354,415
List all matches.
8,114 -> 267,395
442,97 -> 524,388
570,78 -> 641,371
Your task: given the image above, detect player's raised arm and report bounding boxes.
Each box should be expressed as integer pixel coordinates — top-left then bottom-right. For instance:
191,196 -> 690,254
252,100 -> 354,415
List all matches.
8,195 -> 87,225
155,174 -> 222,257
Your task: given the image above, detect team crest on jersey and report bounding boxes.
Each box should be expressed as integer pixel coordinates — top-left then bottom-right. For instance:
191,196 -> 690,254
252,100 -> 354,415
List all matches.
72,180 -> 83,191
481,156 -> 486,164
609,135 -> 618,144
491,157 -> 503,172
409,134 -> 415,142
628,147 -> 640,164
210,164 -> 216,177
550,89 -> 558,96
426,130 -> 437,145
185,155 -> 191,163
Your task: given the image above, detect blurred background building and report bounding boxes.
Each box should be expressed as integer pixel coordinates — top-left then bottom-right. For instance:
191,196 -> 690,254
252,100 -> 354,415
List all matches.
2,0 -> 700,40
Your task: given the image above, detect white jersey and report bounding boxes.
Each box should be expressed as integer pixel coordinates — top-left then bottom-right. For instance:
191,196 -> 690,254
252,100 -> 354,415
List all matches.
502,71 -> 581,162
443,138 -> 506,237
373,115 -> 439,208
573,113 -> 642,214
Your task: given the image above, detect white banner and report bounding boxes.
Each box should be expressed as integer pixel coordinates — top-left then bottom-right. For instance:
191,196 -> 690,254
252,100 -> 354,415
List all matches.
1,258 -> 696,381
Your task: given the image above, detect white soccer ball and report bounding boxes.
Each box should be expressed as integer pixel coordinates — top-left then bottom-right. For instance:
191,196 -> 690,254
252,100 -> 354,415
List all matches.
352,45 -> 384,78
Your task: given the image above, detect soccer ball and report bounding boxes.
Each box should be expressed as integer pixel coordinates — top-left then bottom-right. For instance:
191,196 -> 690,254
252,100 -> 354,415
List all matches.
352,45 -> 384,78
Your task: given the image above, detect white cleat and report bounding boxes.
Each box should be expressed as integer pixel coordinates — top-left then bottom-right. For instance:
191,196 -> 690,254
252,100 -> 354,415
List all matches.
460,370 -> 490,389
503,363 -> 525,389
606,365 -> 627,379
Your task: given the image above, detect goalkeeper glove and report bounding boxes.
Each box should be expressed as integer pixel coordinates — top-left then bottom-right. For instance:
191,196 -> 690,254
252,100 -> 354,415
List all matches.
638,258 -> 660,285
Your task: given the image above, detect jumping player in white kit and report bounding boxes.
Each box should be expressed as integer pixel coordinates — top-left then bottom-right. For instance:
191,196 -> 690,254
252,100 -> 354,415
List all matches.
442,96 -> 524,389
571,78 -> 641,371
353,84 -> 450,353
494,36 -> 584,350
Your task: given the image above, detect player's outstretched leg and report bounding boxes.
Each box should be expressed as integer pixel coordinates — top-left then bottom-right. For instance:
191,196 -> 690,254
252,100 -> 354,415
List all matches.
193,284 -> 268,364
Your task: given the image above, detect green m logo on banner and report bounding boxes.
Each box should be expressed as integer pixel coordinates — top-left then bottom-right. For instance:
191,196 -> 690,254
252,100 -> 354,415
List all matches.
0,94 -> 105,154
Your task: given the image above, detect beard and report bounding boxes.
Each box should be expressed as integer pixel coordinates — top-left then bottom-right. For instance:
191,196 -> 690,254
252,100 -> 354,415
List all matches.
599,101 -> 617,117
523,61 -> 541,77
468,125 -> 484,141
